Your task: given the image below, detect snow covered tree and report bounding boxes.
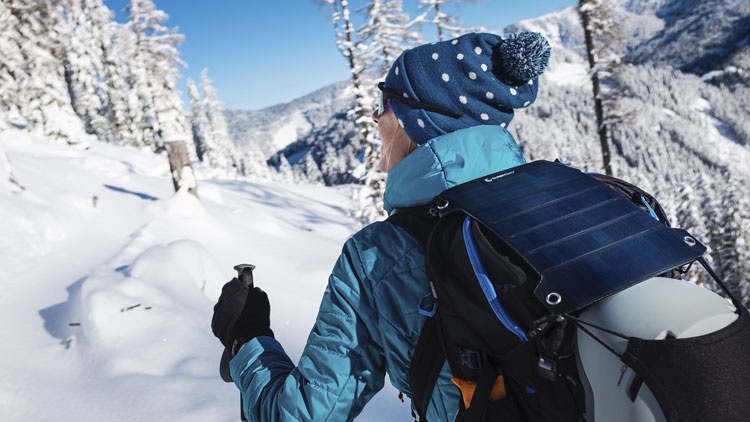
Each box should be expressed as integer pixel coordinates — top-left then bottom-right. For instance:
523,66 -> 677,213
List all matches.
237,140 -> 273,181
274,154 -> 296,184
124,0 -> 189,150
301,152 -> 324,184
62,0 -> 115,142
123,0 -> 158,147
0,1 -> 26,124
705,84 -> 750,147
321,0 -> 380,222
416,0 -> 480,41
186,78 -> 210,162
200,69 -> 236,173
101,18 -> 138,146
5,0 -> 86,143
323,0 -> 376,146
710,176 -> 750,306
357,0 -> 420,76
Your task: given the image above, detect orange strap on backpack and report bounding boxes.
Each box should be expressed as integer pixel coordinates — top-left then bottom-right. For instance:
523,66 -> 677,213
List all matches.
451,375 -> 507,409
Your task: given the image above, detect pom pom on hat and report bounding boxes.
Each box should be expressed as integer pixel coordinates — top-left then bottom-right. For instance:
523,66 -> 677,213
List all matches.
498,32 -> 551,82
382,32 -> 552,145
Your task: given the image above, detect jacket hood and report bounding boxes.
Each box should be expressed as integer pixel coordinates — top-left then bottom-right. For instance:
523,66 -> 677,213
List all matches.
383,125 -> 526,214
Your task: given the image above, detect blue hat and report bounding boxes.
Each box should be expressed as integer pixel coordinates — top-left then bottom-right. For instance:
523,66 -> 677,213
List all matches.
382,32 -> 551,145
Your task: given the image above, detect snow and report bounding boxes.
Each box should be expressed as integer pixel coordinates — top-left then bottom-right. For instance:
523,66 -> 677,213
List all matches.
271,110 -> 312,151
691,98 -> 750,178
544,61 -> 589,87
0,128 -> 411,421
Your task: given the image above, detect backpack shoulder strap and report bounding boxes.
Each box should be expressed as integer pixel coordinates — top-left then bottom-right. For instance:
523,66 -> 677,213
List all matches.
387,205 -> 437,249
409,317 -> 445,421
387,206 -> 446,421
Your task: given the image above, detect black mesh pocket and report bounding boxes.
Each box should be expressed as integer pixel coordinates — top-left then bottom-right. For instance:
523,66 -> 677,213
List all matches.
621,311 -> 750,422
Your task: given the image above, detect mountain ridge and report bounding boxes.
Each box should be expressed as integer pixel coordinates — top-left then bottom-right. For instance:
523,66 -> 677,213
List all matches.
223,0 -> 749,298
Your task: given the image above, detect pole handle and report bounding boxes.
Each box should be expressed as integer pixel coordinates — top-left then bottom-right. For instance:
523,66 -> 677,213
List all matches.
232,263 -> 255,421
233,264 -> 255,289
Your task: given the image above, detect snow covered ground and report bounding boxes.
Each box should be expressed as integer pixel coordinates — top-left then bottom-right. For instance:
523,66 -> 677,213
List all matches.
0,129 -> 411,421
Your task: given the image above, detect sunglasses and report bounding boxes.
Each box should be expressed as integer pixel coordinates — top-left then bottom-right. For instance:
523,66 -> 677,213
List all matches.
377,89 -> 390,117
377,82 -> 463,119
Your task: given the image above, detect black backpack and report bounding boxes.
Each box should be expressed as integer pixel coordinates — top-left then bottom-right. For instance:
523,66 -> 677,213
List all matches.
388,160 -> 750,422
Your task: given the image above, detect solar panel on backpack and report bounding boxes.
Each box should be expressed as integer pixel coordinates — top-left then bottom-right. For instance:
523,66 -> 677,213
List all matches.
435,160 -> 707,314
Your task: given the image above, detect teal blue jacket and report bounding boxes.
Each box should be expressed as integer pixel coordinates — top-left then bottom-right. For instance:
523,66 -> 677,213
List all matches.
231,125 -> 526,421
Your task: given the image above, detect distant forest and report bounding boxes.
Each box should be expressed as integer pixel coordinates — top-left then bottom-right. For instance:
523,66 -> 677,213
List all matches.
1,0 -> 749,304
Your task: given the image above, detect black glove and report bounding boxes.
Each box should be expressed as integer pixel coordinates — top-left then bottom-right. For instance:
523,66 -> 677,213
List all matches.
212,278 -> 274,381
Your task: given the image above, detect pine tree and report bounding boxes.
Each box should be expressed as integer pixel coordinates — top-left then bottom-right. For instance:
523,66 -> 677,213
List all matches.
63,0 -> 114,142
186,78 -> 210,163
324,0 -> 376,145
321,0 -> 380,222
712,176 -> 750,306
200,69 -> 236,173
0,1 -> 26,124
6,0 -> 86,143
301,153 -> 324,184
416,0 -> 478,41
124,0 -> 158,147
124,0 -> 188,150
101,17 -> 138,146
358,0 -> 420,76
82,0 -> 122,144
237,141 -> 272,181
275,154 -> 295,184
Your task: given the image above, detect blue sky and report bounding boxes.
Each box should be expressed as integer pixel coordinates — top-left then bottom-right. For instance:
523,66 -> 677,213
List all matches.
104,0 -> 576,110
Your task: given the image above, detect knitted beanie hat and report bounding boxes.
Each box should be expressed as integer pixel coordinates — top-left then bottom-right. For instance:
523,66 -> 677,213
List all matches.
382,32 -> 551,145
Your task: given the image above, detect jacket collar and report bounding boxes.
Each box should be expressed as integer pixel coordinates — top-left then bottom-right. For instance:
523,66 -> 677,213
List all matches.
383,125 -> 526,214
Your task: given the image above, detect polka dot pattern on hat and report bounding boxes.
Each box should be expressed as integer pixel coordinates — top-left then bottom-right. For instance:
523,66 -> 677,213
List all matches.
383,32 -> 551,145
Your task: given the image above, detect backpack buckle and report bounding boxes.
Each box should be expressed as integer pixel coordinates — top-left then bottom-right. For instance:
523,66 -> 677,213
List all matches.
459,348 -> 486,369
537,356 -> 558,381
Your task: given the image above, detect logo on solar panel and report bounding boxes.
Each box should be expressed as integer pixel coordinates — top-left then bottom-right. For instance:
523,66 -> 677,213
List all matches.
484,170 -> 515,183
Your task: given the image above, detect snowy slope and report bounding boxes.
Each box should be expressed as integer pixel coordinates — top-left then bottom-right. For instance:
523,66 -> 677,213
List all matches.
226,80 -> 353,156
0,129 -> 411,421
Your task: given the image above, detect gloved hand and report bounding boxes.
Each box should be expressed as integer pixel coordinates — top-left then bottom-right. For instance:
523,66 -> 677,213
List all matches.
212,278 -> 274,381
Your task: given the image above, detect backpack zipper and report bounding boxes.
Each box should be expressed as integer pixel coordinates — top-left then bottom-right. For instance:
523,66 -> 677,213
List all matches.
462,216 -> 529,342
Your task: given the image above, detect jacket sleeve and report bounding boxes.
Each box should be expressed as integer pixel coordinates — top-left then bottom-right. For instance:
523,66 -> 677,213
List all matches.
230,231 -> 386,421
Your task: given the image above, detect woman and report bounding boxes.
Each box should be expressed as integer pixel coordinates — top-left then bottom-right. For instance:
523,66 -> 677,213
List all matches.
212,31 -> 551,421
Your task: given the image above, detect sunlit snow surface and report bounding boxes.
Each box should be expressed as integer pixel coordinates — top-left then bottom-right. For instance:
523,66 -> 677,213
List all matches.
0,129 -> 409,421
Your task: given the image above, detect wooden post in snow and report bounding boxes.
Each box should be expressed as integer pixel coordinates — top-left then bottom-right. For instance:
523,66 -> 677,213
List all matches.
164,140 -> 199,198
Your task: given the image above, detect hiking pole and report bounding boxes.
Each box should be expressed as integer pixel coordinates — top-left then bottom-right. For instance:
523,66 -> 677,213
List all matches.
233,263 -> 255,422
